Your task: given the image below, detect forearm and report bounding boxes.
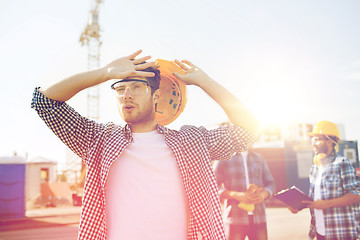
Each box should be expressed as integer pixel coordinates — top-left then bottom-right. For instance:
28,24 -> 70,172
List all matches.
31,89 -> 105,160
39,67 -> 108,102
220,190 -> 242,200
221,189 -> 267,204
197,77 -> 260,136
326,193 -> 360,208
220,190 -> 249,203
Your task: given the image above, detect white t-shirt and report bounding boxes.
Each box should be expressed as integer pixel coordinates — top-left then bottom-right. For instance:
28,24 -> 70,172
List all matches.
314,166 -> 325,236
105,130 -> 188,240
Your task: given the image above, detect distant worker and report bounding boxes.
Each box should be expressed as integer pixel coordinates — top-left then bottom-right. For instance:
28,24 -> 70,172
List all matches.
213,145 -> 275,240
290,120 -> 360,240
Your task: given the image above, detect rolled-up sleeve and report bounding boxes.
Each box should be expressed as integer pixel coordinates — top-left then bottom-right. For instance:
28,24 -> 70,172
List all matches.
31,87 -> 105,163
261,156 -> 276,196
340,158 -> 360,195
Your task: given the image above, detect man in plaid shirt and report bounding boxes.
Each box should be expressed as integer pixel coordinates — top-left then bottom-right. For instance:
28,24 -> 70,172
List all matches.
290,121 -> 360,240
213,147 -> 275,240
31,50 -> 259,240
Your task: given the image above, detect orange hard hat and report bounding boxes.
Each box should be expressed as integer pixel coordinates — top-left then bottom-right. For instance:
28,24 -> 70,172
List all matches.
155,59 -> 187,125
308,120 -> 340,141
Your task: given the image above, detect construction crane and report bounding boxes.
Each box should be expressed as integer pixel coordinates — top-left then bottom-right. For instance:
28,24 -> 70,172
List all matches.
65,0 -> 104,191
80,0 -> 103,121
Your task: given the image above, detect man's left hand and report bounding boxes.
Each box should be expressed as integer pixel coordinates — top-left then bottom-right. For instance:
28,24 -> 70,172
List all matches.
172,59 -> 211,87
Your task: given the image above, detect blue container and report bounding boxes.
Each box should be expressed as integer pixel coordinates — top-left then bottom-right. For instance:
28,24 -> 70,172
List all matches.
0,163 -> 26,220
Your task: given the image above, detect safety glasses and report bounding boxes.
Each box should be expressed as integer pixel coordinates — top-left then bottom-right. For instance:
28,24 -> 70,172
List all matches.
111,79 -> 153,96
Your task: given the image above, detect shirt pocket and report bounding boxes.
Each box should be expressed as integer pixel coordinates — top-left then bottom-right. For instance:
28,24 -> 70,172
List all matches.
324,173 -> 342,196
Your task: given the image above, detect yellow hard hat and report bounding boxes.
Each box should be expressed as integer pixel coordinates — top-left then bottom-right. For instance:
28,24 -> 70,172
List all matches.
155,59 -> 187,126
307,120 -> 340,141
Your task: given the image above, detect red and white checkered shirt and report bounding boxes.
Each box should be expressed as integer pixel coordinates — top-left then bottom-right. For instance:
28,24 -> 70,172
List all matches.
31,88 -> 256,240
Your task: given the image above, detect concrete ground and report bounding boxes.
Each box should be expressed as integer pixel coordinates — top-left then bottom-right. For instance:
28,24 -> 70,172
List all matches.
267,207 -> 311,240
0,206 -> 311,240
0,206 -> 81,232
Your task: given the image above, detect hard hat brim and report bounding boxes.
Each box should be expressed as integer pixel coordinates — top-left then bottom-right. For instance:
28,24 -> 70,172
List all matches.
307,132 -> 339,141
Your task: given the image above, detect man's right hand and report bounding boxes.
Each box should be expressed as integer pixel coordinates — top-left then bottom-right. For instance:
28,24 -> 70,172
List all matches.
40,49 -> 155,102
104,50 -> 155,80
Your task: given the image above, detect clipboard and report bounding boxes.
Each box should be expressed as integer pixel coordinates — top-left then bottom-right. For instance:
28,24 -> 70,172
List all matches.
273,186 -> 313,210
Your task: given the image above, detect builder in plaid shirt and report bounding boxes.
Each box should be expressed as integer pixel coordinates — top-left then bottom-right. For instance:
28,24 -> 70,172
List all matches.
31,50 -> 259,240
290,121 -> 360,240
213,146 -> 275,240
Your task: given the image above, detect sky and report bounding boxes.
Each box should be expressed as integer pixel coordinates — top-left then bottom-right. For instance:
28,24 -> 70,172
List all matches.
1,0 -> 360,168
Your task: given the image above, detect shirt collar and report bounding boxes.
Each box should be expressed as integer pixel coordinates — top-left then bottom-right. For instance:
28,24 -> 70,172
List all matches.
122,124 -> 133,141
122,123 -> 169,141
321,150 -> 337,165
156,124 -> 169,134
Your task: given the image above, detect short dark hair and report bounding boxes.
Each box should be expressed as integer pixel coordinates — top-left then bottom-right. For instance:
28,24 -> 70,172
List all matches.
142,66 -> 161,95
328,135 -> 339,143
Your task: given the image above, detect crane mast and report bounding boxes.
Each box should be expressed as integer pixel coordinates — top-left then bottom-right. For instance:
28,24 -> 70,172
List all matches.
62,0 -> 104,194
80,0 -> 103,121
70,0 -> 103,189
